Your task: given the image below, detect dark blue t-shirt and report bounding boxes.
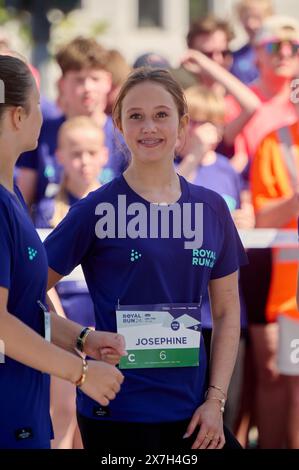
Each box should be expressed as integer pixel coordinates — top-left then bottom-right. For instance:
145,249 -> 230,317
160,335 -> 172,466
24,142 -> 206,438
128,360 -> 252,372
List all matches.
191,155 -> 241,211
0,185 -> 52,448
190,155 -> 246,329
231,43 -> 259,85
35,192 -> 95,327
16,114 -> 129,214
44,175 -> 247,423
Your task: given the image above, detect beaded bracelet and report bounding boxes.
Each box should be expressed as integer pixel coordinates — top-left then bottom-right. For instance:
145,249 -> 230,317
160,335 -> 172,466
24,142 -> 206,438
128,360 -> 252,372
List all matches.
205,396 -> 225,413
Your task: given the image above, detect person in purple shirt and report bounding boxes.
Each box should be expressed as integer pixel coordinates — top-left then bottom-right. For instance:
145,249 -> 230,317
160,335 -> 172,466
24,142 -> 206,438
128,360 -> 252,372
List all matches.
45,67 -> 247,450
0,55 -> 125,450
177,84 -> 253,432
231,0 -> 274,85
16,37 -> 129,222
37,116 -> 109,449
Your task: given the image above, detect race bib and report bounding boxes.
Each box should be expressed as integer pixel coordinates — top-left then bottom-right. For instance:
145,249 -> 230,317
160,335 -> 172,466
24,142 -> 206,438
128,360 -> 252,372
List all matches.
37,300 -> 51,342
116,303 -> 201,369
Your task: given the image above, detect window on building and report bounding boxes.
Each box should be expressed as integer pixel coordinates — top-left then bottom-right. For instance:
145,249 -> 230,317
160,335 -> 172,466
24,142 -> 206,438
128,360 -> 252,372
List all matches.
138,0 -> 162,28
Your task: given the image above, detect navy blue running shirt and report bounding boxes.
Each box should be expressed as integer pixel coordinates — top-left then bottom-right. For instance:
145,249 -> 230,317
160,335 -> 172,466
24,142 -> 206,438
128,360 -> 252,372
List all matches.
45,175 -> 247,423
0,185 -> 52,449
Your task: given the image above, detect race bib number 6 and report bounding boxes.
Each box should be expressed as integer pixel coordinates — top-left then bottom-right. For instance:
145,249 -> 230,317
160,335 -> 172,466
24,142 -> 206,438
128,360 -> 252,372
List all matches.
116,303 -> 201,369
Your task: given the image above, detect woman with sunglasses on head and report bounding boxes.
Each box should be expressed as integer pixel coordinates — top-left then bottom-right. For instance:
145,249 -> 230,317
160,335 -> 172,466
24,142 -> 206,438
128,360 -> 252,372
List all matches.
0,55 -> 125,449
44,67 -> 247,450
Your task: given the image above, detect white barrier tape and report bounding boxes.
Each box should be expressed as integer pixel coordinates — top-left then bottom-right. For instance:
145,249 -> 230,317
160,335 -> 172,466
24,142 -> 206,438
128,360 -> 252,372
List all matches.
238,229 -> 299,249
38,228 -> 299,283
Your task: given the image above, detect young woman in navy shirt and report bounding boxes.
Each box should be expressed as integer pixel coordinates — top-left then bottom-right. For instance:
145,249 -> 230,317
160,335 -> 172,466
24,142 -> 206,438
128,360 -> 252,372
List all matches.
0,55 -> 125,449
45,67 -> 247,450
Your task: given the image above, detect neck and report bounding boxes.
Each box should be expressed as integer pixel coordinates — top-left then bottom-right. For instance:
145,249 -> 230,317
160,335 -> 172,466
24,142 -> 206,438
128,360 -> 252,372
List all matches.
200,150 -> 217,166
67,108 -> 107,127
64,179 -> 100,199
124,159 -> 180,203
90,109 -> 107,127
0,145 -> 17,193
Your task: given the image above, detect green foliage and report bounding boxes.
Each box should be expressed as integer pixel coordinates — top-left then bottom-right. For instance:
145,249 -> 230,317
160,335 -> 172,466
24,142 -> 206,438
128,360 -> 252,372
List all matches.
0,4 -> 13,24
189,0 -> 208,22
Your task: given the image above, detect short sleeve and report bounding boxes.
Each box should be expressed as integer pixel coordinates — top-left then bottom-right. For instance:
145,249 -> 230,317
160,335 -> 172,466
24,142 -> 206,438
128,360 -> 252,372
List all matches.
44,199 -> 96,276
210,198 -> 248,279
0,203 -> 13,289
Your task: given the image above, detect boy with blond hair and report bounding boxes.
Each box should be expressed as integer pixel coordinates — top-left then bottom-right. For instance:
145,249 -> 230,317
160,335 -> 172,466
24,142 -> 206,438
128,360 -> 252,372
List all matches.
16,37 -> 128,219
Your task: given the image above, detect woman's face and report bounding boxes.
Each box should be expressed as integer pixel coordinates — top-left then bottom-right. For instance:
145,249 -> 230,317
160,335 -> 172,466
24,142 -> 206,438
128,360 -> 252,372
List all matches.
21,82 -> 43,151
119,81 -> 187,165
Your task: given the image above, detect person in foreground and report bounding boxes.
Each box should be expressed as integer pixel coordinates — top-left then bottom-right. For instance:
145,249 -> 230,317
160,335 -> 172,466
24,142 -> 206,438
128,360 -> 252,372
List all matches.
45,67 -> 247,450
0,55 -> 125,449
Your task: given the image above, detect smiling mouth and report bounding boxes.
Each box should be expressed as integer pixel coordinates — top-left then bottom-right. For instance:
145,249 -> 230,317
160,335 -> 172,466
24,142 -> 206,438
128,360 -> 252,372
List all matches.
138,139 -> 163,147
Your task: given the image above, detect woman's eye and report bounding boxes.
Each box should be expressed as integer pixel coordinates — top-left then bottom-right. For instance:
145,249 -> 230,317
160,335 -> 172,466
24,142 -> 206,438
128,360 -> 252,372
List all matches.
156,111 -> 168,118
129,113 -> 142,119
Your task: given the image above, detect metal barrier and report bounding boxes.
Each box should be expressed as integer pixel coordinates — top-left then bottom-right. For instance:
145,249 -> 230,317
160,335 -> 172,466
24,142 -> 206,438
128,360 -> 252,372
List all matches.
38,228 -> 299,282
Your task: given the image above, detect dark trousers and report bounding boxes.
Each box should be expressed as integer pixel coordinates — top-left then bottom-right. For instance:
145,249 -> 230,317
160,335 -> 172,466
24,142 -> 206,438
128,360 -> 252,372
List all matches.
77,413 -> 242,451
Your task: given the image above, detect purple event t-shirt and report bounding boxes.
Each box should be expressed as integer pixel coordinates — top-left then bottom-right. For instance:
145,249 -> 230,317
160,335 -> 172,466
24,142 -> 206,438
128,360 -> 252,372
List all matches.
231,43 -> 259,86
35,192 -> 95,327
44,174 -> 247,423
186,154 -> 246,329
0,185 -> 52,448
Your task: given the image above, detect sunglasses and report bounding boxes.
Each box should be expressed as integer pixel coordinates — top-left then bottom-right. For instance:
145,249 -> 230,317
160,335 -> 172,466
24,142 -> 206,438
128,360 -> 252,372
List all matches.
201,49 -> 231,60
263,40 -> 299,56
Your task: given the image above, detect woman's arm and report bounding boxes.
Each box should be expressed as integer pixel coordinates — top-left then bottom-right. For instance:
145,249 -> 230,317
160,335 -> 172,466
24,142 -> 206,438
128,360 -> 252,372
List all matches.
208,271 -> 240,395
0,286 -> 124,406
183,271 -> 240,449
47,267 -> 126,362
182,49 -> 260,145
255,194 -> 299,228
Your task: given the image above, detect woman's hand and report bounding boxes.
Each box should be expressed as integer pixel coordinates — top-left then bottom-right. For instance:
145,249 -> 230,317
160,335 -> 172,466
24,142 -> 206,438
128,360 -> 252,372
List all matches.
80,360 -> 124,406
84,330 -> 127,365
183,400 -> 225,449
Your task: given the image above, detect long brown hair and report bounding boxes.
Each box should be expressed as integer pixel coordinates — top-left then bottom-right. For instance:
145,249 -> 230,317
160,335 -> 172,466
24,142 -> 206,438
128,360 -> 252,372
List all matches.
0,55 -> 34,123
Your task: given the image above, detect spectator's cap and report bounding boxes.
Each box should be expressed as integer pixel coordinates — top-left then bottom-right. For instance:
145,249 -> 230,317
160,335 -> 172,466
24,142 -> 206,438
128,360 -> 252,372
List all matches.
254,15 -> 299,45
133,52 -> 170,69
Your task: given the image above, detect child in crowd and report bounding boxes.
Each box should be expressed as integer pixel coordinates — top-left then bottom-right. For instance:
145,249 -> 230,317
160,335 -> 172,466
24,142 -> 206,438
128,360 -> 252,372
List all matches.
37,116 -> 108,448
16,37 -> 128,218
177,85 -> 251,431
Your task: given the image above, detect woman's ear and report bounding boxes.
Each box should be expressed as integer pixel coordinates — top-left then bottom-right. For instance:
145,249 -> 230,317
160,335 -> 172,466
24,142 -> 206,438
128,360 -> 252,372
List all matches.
175,115 -> 189,156
11,106 -> 24,130
179,114 -> 189,133
115,118 -> 123,134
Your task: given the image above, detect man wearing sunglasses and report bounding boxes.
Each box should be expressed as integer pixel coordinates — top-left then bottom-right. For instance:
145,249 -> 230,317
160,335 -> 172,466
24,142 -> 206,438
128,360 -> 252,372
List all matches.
233,16 -> 299,163
186,15 -> 234,73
